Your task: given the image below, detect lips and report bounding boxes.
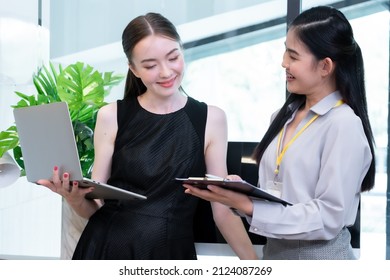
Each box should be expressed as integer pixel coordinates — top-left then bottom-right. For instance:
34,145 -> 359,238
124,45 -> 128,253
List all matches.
158,77 -> 176,88
286,72 -> 294,81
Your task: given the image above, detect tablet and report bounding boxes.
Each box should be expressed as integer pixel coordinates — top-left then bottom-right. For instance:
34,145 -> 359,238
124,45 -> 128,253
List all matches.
176,177 -> 292,206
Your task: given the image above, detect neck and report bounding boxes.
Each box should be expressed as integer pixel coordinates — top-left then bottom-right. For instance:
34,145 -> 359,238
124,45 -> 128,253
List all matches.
138,92 -> 186,114
303,76 -> 337,109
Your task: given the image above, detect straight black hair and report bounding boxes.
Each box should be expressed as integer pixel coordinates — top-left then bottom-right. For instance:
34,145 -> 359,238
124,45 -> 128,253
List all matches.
252,6 -> 375,192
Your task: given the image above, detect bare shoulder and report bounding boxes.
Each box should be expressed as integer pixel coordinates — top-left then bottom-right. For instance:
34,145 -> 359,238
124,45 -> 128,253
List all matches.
204,105 -> 228,171
94,102 -> 118,144
207,105 -> 227,124
97,102 -> 117,125
205,105 -> 227,144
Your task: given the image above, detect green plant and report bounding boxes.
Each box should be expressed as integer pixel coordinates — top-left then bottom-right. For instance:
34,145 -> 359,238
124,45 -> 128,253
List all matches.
0,61 -> 125,177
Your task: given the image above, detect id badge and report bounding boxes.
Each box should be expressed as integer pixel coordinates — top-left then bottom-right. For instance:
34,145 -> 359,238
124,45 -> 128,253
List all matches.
265,180 -> 283,198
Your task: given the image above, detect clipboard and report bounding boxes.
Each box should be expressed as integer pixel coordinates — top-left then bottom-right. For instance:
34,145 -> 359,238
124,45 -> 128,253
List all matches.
176,176 -> 292,206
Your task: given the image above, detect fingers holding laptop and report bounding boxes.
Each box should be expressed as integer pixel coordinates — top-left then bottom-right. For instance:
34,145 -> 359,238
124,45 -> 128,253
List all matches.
36,165 -> 70,194
36,165 -> 94,199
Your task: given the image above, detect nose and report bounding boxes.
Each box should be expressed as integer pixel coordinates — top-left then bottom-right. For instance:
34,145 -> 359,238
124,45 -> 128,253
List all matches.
281,51 -> 288,69
159,63 -> 172,78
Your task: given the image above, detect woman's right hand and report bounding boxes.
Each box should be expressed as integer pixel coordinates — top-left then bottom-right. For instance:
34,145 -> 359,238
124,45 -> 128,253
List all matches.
183,173 -> 254,216
36,166 -> 94,207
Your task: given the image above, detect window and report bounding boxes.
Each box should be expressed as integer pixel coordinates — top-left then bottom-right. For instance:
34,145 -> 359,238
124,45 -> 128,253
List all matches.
0,0 -> 388,260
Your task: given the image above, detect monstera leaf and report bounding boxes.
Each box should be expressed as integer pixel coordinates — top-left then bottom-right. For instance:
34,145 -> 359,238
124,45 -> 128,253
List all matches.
0,126 -> 19,161
0,61 -> 125,177
57,62 -> 105,110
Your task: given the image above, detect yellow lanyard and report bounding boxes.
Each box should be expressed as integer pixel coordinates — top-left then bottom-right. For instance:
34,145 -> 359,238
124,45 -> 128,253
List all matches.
274,100 -> 344,177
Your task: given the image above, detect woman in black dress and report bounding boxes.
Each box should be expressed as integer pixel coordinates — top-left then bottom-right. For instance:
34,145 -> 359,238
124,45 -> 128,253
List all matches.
38,12 -> 257,260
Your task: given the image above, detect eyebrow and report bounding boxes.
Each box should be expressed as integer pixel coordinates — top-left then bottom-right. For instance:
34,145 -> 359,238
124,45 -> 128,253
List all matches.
140,48 -> 179,63
284,42 -> 299,56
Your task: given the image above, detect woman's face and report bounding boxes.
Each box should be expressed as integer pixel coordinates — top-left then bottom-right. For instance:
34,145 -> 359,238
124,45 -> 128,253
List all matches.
129,35 -> 185,97
281,28 -> 323,96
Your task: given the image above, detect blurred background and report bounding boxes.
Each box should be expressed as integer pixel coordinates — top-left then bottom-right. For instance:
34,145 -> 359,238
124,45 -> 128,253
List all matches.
0,0 -> 388,260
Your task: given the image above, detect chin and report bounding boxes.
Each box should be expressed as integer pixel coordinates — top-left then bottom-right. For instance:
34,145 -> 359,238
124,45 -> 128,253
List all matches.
160,88 -> 178,97
286,85 -> 301,95
286,85 -> 295,93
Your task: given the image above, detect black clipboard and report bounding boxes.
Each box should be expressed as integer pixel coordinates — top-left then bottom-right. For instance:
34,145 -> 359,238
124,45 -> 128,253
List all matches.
176,177 -> 292,206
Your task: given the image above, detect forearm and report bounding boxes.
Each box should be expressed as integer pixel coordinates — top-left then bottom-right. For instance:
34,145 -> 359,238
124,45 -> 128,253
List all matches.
66,198 -> 102,219
212,203 -> 258,260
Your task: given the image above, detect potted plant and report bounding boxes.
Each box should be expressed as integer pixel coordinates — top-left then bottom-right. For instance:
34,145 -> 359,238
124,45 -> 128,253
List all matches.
0,61 -> 124,178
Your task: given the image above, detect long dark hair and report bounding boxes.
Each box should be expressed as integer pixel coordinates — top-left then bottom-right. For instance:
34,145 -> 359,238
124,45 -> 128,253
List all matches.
252,6 -> 375,192
122,12 -> 184,99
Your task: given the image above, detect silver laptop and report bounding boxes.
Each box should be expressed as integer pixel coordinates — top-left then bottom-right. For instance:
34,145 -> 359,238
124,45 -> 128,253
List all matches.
13,102 -> 146,201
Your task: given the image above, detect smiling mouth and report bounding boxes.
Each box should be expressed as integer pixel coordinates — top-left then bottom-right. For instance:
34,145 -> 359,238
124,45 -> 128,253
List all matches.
158,77 -> 176,88
286,73 -> 294,80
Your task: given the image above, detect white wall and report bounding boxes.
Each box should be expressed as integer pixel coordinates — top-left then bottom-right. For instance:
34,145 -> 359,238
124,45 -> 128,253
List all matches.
0,0 -> 61,259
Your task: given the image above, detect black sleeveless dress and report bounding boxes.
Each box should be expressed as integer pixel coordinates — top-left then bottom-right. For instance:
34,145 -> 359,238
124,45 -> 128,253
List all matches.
72,96 -> 207,260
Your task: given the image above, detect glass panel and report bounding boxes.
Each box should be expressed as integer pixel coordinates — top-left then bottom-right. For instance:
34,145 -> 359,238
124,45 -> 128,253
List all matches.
0,0 -> 61,259
50,0 -> 278,58
182,1 -> 287,142
349,9 -> 389,260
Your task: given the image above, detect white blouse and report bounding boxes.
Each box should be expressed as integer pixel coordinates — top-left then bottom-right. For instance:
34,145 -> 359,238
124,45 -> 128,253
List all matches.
247,91 -> 372,240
